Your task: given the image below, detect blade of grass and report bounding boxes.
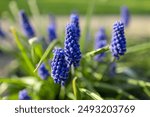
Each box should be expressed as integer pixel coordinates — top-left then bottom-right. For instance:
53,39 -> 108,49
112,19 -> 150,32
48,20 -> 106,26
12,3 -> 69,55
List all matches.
0,77 -> 37,86
80,88 -> 103,100
83,45 -> 109,58
10,27 -> 35,75
72,77 -> 81,100
127,42 -> 150,54
94,82 -> 137,99
80,0 -> 96,53
34,40 -> 59,72
115,77 -> 150,88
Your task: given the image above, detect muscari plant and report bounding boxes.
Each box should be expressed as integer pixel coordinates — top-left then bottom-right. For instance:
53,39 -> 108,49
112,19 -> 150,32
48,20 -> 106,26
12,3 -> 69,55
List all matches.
94,27 -> 107,62
0,10 -> 127,100
2,1 -> 150,100
19,10 -> 35,39
47,15 -> 57,42
120,6 -> 130,27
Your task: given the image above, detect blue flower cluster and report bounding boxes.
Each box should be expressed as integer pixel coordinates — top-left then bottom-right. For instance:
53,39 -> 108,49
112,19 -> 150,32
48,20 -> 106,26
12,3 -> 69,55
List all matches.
121,6 -> 130,27
48,15 -> 57,42
70,13 -> 80,41
64,23 -> 82,67
19,10 -> 35,39
110,21 -> 126,59
94,28 -> 107,61
19,89 -> 31,100
38,63 -> 50,80
51,14 -> 82,85
51,49 -> 70,86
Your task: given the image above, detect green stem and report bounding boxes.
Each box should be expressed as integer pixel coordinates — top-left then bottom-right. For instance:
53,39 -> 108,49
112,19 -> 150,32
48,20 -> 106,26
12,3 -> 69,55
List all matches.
81,0 -> 96,53
83,45 -> 110,58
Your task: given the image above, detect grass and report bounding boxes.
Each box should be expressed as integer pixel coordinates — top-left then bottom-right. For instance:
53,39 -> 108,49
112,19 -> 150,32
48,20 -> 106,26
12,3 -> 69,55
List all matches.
1,0 -> 150,16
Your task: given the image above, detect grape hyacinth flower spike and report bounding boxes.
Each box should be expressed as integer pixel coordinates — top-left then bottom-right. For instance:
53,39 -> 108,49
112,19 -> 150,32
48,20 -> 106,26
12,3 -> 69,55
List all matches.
110,21 -> 126,60
121,6 -> 130,27
70,13 -> 80,41
47,15 -> 57,42
38,63 -> 50,80
19,10 -> 35,39
64,23 -> 82,67
51,48 -> 70,86
94,27 -> 107,61
19,89 -> 31,100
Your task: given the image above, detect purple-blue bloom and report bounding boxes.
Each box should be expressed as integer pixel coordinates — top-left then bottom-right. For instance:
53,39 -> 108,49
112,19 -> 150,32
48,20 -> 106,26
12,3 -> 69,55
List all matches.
64,23 -> 82,67
19,89 -> 31,100
70,13 -> 80,41
121,6 -> 130,27
0,26 -> 6,38
51,48 -> 70,86
38,63 -> 50,80
19,10 -> 35,39
47,15 -> 57,42
110,21 -> 126,59
94,27 -> 107,61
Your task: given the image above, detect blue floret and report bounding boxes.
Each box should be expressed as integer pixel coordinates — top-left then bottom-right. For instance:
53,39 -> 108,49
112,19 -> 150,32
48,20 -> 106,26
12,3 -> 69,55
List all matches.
38,63 -> 50,80
19,89 -> 31,100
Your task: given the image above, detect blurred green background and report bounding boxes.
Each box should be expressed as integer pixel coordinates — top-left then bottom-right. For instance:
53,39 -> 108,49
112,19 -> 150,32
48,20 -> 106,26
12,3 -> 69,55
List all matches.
1,0 -> 150,16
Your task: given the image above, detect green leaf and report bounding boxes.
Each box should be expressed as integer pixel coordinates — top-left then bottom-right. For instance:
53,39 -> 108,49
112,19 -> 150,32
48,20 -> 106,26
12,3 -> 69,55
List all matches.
10,27 -> 35,75
34,40 -> 59,72
81,0 -> 96,53
72,77 -> 81,100
0,77 -> 38,86
94,82 -> 137,100
83,45 -> 109,58
80,88 -> 103,100
127,42 -> 150,54
29,37 -> 44,64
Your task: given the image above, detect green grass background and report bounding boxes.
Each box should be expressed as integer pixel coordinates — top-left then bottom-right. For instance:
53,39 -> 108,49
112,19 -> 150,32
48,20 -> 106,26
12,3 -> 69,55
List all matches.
0,0 -> 150,16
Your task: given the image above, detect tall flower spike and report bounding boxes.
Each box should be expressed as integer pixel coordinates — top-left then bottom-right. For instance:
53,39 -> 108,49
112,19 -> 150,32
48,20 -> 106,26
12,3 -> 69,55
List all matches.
121,6 -> 130,27
94,27 -> 107,62
51,48 -> 70,86
64,23 -> 82,67
38,63 -> 50,80
110,21 -> 126,59
47,15 -> 57,42
19,89 -> 31,100
19,10 -> 35,39
70,13 -> 80,41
